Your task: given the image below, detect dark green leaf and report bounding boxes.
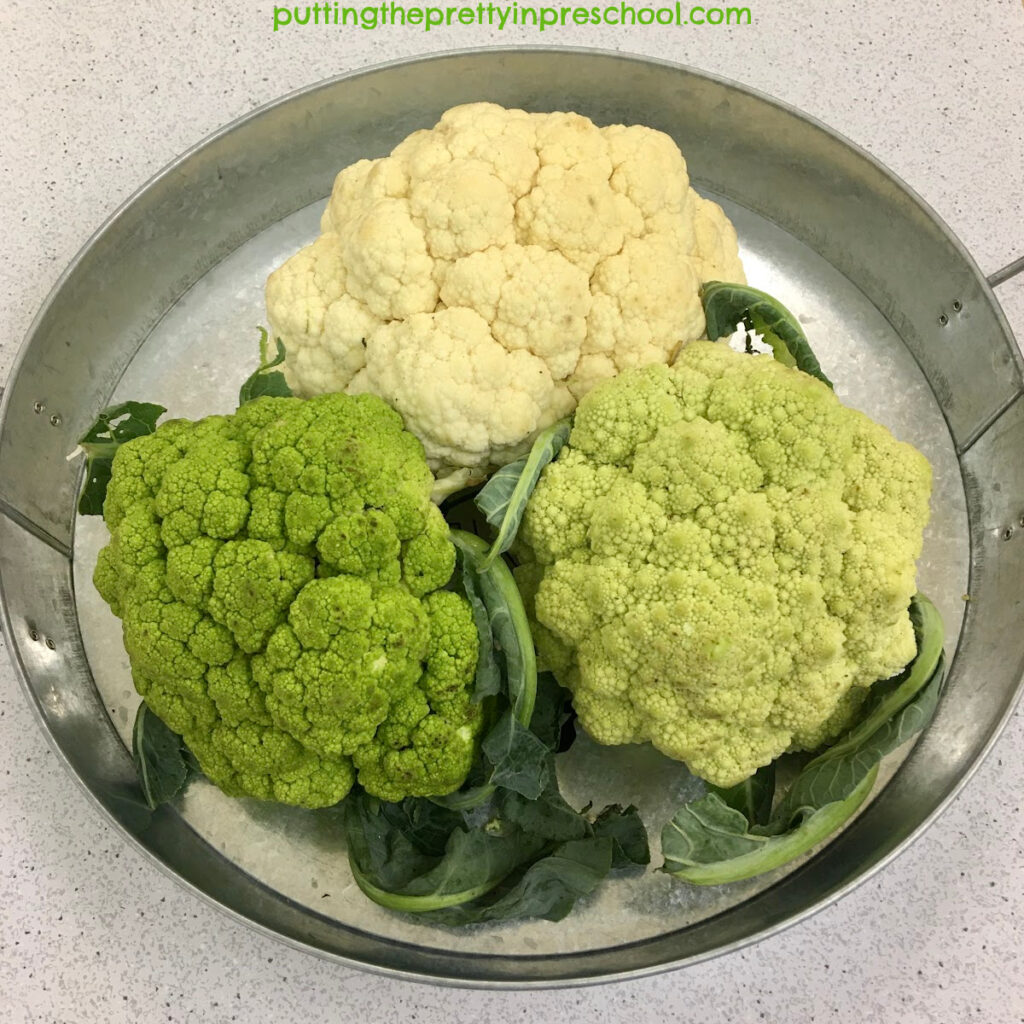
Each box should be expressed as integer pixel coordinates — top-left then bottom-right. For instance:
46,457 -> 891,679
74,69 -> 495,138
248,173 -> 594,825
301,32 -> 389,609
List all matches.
591,804 -> 651,868
429,837 -> 614,925
768,652 -> 945,833
477,835 -> 614,923
76,401 -> 166,515
346,789 -> 647,923
343,794 -> 437,892
395,826 -> 545,906
701,281 -> 833,388
345,792 -> 547,913
455,546 -> 502,702
474,419 -> 571,568
238,329 -> 292,405
497,777 -> 589,843
664,794 -> 767,866
429,532 -> 540,811
710,762 -> 776,828
482,711 -> 551,800
78,461 -> 113,518
662,770 -> 877,884
528,671 -> 576,752
104,781 -> 156,834
182,747 -> 203,777
378,797 -> 466,858
77,401 -> 167,448
131,704 -> 197,810
662,594 -> 945,884
450,530 -> 536,725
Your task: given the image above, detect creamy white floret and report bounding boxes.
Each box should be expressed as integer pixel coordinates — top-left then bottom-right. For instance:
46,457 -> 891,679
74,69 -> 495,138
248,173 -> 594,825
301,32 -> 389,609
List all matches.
266,102 -> 745,478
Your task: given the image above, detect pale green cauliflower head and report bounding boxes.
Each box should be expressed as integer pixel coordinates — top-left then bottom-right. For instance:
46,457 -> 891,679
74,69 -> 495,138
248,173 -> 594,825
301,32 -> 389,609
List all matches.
266,103 -> 744,482
517,342 -> 932,788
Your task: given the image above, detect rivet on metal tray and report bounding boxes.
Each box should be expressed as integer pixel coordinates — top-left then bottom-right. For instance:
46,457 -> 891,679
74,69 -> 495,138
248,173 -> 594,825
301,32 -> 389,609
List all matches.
45,638 -> 56,651
1003,526 -> 1014,541
952,300 -> 962,313
29,629 -> 39,642
33,401 -> 45,414
938,313 -> 949,326
49,414 -> 61,426
1019,514 -> 1024,528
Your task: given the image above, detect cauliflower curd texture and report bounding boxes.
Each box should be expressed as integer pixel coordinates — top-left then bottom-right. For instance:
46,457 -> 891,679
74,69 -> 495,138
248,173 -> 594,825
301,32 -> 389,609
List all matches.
266,102 -> 744,481
517,342 -> 932,788
94,393 -> 480,808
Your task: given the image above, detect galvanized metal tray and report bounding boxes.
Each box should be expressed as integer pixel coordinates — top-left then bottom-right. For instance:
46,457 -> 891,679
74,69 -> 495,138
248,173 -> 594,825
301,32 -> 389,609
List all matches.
1,49 -> 1022,987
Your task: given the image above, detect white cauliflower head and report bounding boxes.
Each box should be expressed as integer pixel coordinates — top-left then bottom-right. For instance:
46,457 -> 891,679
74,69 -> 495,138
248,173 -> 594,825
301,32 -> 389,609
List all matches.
266,102 -> 745,479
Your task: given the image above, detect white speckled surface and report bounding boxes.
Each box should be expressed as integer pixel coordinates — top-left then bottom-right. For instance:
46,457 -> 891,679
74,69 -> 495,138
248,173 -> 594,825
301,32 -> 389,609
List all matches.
2,2 -> 1023,1022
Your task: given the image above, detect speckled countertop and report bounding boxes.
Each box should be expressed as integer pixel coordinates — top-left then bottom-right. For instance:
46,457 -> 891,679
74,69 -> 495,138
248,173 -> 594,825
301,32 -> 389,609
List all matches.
2,2 -> 1023,1022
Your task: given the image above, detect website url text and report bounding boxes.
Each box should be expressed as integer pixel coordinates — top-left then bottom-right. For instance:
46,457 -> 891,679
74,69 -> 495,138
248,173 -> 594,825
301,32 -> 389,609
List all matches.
272,2 -> 753,31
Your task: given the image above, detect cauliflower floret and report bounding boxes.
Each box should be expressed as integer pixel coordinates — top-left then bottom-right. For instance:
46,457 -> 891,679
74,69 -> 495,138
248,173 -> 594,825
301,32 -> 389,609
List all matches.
440,244 -> 591,379
423,102 -> 540,194
409,158 -> 517,260
519,342 -> 932,788
349,307 -> 575,471
515,163 -> 642,274
339,199 -> 438,319
584,235 -> 705,388
688,195 -> 746,282
603,123 -> 691,223
266,102 -> 745,480
264,235 -> 374,396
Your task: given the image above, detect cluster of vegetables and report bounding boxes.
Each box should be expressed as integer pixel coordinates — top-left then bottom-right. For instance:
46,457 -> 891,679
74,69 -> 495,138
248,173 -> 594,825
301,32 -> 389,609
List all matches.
78,104 -> 945,926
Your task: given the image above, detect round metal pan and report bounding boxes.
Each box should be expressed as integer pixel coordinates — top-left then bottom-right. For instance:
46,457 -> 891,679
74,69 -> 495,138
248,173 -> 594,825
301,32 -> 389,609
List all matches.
1,48 -> 1022,987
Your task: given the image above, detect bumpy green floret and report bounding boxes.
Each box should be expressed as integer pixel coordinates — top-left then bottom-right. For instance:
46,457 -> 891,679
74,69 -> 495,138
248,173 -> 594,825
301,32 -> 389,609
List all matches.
94,393 -> 478,808
351,590 -> 483,801
519,342 -> 932,788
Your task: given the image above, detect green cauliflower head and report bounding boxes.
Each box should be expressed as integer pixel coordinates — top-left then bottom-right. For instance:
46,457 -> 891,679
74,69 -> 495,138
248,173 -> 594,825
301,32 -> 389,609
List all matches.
518,341 -> 932,788
95,392 -> 480,808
